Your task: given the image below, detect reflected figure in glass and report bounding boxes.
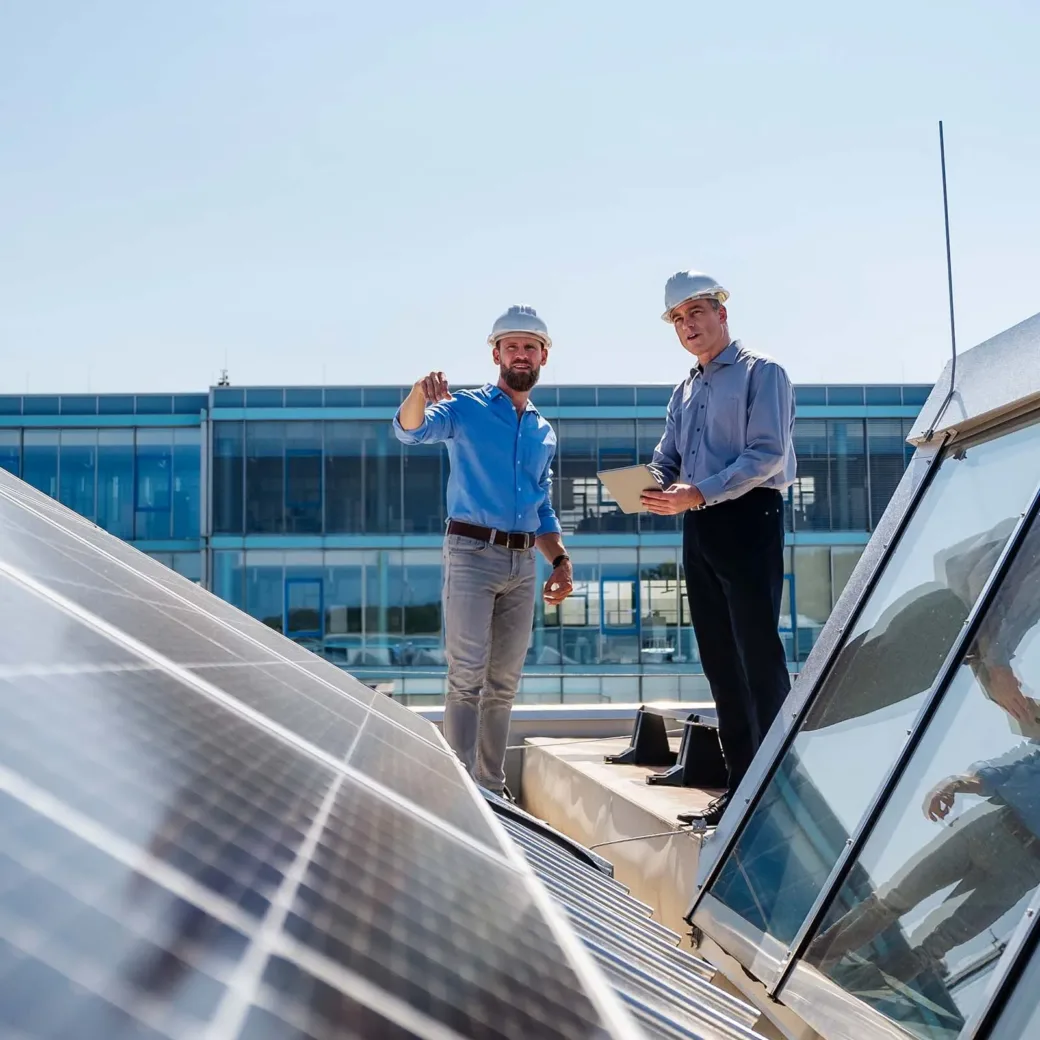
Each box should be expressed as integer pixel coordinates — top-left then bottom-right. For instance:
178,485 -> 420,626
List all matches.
805,511 -> 1040,1039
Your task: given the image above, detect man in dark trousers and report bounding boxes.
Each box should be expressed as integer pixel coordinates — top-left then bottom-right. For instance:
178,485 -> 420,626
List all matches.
642,271 -> 796,828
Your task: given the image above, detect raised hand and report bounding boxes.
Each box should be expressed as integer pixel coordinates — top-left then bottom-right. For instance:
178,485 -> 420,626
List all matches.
417,371 -> 452,404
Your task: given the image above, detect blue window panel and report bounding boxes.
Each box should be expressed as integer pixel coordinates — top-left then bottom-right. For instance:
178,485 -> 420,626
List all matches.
325,551 -> 364,641
826,386 -> 865,406
212,422 -> 244,534
363,423 -> 402,534
97,430 -> 135,540
828,420 -> 868,531
135,395 -> 174,415
23,397 -> 60,416
323,388 -> 363,407
171,551 -> 202,583
363,387 -> 403,407
134,429 -> 173,538
98,395 -> 135,415
597,387 -> 636,406
245,422 -> 285,534
212,388 -> 245,407
324,421 -> 364,533
246,388 -> 284,408
174,394 -> 207,414
902,385 -> 932,405
528,387 -> 558,408
0,397 -> 21,416
245,552 -> 284,631
212,550 -> 245,611
0,431 -> 20,476
172,427 -> 201,539
285,388 -> 323,407
59,396 -> 99,415
791,420 -> 832,531
58,429 -> 97,521
864,385 -> 903,405
794,386 -> 827,406
285,577 -> 324,638
285,422 -> 322,534
22,430 -> 58,497
558,387 -> 597,406
402,442 -> 444,535
635,386 -> 674,407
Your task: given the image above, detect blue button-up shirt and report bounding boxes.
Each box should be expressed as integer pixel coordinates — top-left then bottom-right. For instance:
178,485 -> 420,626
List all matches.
393,384 -> 561,536
649,340 -> 797,506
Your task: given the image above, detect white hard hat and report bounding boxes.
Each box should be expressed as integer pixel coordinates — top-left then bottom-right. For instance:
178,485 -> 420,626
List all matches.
661,271 -> 730,322
487,305 -> 552,348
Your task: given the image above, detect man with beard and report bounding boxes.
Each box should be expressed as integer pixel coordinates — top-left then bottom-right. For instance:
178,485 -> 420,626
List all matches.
642,271 -> 796,829
394,305 -> 573,796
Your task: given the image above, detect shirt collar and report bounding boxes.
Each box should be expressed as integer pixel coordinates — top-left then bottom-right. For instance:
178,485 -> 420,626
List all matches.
484,383 -> 538,413
690,339 -> 741,378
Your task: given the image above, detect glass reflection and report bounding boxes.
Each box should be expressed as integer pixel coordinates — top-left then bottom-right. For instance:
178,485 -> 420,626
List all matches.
805,513 -> 1040,1039
709,418 -> 1040,946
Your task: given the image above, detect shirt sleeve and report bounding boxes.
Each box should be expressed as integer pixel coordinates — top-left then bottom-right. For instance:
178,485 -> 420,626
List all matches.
536,452 -> 562,537
695,360 -> 794,506
973,744 -> 1040,794
648,384 -> 683,487
392,399 -> 456,444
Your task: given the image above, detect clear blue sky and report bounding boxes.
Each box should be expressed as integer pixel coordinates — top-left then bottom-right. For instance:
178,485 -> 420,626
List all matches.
2,1 -> 1038,393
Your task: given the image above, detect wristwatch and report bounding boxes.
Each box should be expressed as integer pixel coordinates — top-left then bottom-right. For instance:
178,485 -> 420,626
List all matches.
552,554 -> 570,569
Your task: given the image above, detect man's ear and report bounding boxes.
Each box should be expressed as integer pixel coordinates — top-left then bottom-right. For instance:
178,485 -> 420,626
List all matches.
540,345 -> 549,366
492,344 -> 501,365
718,303 -> 728,324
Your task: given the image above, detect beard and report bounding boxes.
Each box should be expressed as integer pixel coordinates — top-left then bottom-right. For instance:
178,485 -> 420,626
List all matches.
501,364 -> 540,392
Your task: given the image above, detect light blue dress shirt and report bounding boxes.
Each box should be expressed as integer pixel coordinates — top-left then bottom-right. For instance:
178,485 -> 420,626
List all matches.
393,384 -> 562,536
649,340 -> 797,506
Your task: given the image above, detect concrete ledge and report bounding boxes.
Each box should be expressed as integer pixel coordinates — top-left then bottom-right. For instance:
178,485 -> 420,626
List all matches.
520,734 -> 719,939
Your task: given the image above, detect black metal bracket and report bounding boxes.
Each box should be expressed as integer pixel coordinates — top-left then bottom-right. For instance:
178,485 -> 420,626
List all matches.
603,706 -> 676,767
604,707 -> 726,789
647,714 -> 727,788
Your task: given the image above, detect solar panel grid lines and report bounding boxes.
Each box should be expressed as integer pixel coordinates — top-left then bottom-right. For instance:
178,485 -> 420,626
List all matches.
205,774 -> 344,1040
282,781 -> 629,1040
463,826 -> 647,1039
0,557 -> 506,863
0,763 -> 259,943
0,484 -> 440,750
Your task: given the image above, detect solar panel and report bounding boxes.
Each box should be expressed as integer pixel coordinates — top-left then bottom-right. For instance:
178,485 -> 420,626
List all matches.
490,800 -> 763,1040
0,470 -> 644,1040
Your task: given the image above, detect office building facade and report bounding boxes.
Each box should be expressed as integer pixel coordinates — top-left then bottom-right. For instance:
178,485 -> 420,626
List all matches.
0,382 -> 930,701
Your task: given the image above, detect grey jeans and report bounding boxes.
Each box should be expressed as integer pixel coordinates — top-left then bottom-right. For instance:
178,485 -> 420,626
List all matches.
441,533 -> 536,792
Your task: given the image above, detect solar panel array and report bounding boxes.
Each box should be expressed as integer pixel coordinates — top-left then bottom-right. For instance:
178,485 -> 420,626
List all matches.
0,468 -> 651,1040
489,798 -> 763,1040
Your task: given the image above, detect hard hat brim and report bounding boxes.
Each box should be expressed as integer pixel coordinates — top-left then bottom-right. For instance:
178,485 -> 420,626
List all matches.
488,331 -> 552,349
661,288 -> 730,322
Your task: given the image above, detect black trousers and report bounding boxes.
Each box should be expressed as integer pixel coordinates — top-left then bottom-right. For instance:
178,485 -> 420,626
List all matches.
683,487 -> 791,791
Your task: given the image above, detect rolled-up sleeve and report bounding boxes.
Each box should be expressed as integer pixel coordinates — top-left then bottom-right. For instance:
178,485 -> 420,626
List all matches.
648,385 -> 683,487
535,454 -> 562,537
696,361 -> 793,506
392,400 -> 456,444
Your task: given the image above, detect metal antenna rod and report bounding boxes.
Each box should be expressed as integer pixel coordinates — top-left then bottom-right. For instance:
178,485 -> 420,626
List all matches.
924,119 -> 959,440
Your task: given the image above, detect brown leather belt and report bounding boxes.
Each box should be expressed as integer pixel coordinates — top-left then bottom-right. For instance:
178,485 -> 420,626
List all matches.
446,520 -> 536,551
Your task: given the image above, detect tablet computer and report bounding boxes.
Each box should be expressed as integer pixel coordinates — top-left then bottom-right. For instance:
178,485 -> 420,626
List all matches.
597,464 -> 664,514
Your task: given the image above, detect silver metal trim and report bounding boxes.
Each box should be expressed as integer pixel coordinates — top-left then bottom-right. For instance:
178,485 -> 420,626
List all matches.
907,310 -> 1040,447
779,958 -> 920,1040
686,442 -> 945,922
